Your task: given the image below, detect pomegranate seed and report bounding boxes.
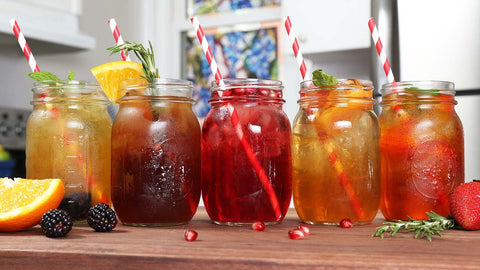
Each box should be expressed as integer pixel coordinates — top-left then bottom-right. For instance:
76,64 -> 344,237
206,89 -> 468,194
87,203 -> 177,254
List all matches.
259,89 -> 269,96
297,224 -> 311,235
222,89 -> 233,96
340,218 -> 353,228
184,229 -> 198,241
288,229 -> 305,240
252,221 -> 265,231
233,88 -> 245,95
245,88 -> 257,95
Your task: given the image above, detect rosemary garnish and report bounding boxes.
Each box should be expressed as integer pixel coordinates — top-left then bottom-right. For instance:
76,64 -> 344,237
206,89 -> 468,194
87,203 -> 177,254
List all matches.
372,211 -> 456,241
107,41 -> 159,83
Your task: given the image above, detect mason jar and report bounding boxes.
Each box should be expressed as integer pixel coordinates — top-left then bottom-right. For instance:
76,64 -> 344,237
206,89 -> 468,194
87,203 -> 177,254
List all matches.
26,81 -> 112,220
111,78 -> 201,226
379,80 -> 464,220
202,78 -> 292,225
292,79 -> 380,225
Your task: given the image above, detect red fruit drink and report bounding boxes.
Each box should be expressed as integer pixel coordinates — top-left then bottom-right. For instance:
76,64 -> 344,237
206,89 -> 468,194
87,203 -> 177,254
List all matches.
202,79 -> 292,225
379,81 -> 464,220
111,79 -> 201,226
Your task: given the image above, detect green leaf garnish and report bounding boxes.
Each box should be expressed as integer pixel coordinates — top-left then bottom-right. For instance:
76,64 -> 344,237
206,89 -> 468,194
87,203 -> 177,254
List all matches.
107,41 -> 159,83
67,71 -> 75,82
372,211 -> 455,241
28,72 -> 62,83
405,87 -> 440,96
312,69 -> 338,86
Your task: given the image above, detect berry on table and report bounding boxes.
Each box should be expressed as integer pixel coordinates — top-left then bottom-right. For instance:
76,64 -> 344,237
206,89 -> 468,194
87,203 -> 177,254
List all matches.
185,229 -> 198,241
252,221 -> 265,231
87,203 -> 118,232
340,218 -> 353,228
41,209 -> 73,238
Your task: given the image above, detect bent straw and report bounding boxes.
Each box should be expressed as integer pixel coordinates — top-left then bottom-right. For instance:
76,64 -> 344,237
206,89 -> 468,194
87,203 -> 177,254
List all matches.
10,19 -> 40,73
284,16 -> 365,220
190,16 -> 282,220
108,18 -> 131,61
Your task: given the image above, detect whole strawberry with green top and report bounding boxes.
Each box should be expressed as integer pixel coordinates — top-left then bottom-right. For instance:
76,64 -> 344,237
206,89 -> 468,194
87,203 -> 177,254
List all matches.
450,180 -> 480,230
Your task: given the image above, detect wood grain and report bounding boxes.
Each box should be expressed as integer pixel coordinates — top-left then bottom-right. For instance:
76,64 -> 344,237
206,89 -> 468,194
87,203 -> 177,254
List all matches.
1,208 -> 479,269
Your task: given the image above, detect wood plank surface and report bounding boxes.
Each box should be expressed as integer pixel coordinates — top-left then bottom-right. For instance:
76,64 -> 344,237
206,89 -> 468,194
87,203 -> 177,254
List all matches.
1,207 -> 479,269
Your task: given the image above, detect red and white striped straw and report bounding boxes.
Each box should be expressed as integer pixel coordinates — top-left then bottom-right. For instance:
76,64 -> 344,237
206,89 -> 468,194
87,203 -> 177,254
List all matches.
108,18 -> 131,61
190,17 -> 225,89
10,18 -> 40,73
368,17 -> 395,83
284,16 -> 310,81
190,16 -> 282,220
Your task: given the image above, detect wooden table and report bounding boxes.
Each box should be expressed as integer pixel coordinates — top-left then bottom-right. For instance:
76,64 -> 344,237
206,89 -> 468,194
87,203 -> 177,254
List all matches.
1,208 -> 479,269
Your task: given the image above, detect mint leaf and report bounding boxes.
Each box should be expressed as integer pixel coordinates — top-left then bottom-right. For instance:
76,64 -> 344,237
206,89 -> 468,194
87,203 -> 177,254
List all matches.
405,87 -> 440,96
312,69 -> 338,86
67,71 -> 75,82
28,72 -> 62,83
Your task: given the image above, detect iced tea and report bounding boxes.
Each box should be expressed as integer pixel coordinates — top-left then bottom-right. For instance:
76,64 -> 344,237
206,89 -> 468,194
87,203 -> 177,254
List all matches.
111,79 -> 201,226
379,81 -> 464,220
26,82 -> 111,220
202,79 -> 292,225
292,79 -> 380,225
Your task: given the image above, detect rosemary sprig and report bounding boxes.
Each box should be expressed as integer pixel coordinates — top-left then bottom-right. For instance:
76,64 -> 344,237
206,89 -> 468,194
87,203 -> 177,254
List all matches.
107,41 -> 159,83
372,211 -> 456,241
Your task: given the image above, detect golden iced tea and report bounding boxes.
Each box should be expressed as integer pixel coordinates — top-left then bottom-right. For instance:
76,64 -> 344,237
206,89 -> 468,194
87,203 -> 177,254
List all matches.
379,81 -> 464,220
26,82 -> 111,220
292,79 -> 380,225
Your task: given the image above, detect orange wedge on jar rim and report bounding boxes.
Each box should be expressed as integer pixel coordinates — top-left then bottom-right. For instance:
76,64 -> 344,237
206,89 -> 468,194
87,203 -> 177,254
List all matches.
91,61 -> 148,103
0,178 -> 65,231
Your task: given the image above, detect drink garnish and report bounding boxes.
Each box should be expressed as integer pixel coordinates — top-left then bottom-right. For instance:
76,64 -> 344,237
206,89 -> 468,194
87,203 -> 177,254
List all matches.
28,71 -> 76,83
312,69 -> 338,86
372,211 -> 455,241
405,87 -> 440,96
107,41 -> 159,83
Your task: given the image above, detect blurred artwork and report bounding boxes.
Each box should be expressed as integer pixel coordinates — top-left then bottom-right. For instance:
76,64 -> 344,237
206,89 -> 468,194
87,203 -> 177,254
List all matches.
188,0 -> 281,16
183,22 -> 280,118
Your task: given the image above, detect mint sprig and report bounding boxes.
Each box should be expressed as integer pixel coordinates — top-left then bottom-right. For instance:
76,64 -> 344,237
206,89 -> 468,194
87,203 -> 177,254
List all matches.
28,71 -> 76,83
405,87 -> 440,96
312,69 -> 338,86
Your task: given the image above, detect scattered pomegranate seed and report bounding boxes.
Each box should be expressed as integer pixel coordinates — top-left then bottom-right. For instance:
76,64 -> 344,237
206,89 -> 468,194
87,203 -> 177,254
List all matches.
184,229 -> 198,241
297,224 -> 311,235
288,229 -> 305,240
340,218 -> 353,228
251,221 -> 265,231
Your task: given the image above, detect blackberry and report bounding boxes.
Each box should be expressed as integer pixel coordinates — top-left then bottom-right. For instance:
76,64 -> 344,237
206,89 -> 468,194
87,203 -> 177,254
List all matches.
87,203 -> 118,232
41,209 -> 73,238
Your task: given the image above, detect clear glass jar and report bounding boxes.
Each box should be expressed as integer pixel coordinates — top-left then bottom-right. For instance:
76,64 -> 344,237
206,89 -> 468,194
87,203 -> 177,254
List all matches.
111,78 -> 201,226
292,79 -> 380,225
379,80 -> 464,220
26,81 -> 112,220
202,79 -> 292,225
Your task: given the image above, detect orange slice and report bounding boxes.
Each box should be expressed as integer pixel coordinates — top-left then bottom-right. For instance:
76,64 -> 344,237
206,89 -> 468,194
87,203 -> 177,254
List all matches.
91,61 -> 147,103
0,178 -> 65,231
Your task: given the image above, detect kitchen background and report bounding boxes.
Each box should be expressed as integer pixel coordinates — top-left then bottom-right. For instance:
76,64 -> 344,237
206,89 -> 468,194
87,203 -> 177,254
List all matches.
0,0 -> 478,181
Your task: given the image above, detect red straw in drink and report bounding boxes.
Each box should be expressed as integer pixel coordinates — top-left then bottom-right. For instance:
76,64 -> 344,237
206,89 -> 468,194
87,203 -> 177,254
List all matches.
190,16 -> 282,220
284,16 -> 365,220
108,18 -> 131,61
10,18 -> 40,73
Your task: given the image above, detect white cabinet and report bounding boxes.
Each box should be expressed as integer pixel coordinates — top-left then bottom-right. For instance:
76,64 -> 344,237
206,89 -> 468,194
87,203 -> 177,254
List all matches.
282,0 -> 371,54
0,0 -> 95,52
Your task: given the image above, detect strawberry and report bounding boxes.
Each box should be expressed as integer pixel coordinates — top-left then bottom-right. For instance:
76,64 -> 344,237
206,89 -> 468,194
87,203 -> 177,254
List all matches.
450,180 -> 480,230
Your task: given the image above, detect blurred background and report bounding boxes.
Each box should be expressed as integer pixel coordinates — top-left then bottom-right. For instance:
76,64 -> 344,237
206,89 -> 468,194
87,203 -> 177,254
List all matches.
0,0 -> 478,181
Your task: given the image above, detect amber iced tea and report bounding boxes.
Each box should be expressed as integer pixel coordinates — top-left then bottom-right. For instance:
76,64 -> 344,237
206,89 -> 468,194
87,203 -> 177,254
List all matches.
379,81 -> 464,220
292,79 -> 380,225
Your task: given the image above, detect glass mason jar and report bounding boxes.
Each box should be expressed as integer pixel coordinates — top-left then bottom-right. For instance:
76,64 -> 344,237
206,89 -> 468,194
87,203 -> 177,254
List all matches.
292,79 -> 380,225
111,78 -> 201,226
202,79 -> 292,225
26,81 -> 112,220
379,81 -> 464,220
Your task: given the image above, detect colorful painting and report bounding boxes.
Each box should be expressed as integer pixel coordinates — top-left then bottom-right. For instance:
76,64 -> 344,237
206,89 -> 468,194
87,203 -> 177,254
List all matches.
183,22 -> 280,118
188,0 -> 281,16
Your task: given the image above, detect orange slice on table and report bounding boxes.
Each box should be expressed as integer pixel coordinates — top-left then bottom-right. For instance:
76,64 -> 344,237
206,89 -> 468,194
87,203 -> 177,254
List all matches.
0,178 -> 65,231
91,61 -> 147,103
